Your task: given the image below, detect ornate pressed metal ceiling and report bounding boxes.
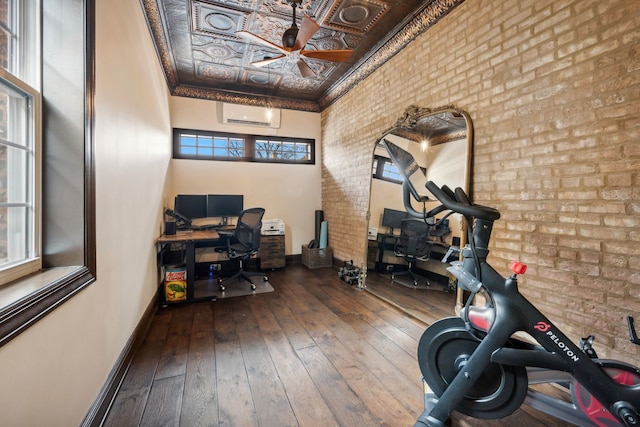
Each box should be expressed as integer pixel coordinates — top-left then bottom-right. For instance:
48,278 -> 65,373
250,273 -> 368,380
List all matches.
141,0 -> 464,112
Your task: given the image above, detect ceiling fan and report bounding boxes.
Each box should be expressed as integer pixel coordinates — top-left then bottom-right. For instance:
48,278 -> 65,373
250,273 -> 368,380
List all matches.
236,0 -> 353,78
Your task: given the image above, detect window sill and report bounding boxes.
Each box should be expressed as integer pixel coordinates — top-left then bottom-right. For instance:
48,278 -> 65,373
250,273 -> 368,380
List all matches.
0,266 -> 95,347
0,266 -> 80,307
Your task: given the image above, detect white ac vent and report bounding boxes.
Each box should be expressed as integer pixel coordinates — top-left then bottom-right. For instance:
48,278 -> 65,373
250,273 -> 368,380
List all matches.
221,102 -> 281,129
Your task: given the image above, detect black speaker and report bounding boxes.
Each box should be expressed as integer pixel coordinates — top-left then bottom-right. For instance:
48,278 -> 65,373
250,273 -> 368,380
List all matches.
315,210 -> 324,241
165,220 -> 176,235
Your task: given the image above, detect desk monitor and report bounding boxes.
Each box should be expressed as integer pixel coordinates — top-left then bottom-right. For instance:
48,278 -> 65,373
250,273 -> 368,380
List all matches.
381,208 -> 408,234
207,194 -> 243,225
174,194 -> 207,220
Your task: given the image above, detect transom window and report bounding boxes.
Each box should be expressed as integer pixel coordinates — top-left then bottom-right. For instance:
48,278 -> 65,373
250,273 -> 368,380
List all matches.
173,128 -> 314,164
373,155 -> 402,183
373,154 -> 425,184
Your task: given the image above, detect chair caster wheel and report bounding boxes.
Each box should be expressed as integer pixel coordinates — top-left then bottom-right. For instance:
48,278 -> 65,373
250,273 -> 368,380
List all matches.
263,276 -> 268,282
251,284 -> 256,291
219,284 -> 226,292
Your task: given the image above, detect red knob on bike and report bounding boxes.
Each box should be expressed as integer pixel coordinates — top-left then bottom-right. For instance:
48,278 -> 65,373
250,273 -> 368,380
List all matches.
510,260 -> 527,275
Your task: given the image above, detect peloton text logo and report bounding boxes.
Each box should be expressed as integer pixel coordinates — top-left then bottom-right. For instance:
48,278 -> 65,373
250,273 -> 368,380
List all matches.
535,321 -> 580,362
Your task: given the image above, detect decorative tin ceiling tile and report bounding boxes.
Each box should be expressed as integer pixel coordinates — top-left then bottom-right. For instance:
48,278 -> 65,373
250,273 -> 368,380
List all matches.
195,61 -> 241,81
321,0 -> 390,35
192,2 -> 250,39
240,69 -> 283,87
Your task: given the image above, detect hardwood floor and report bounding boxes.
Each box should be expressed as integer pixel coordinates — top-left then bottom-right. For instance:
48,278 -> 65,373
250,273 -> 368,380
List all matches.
363,270 -> 459,325
103,263 -> 572,426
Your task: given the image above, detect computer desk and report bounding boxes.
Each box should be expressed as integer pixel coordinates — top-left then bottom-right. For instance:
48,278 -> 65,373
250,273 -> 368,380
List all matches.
156,229 -> 226,304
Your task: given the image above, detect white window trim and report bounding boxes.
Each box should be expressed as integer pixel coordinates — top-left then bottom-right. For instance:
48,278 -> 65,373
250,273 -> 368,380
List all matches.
0,69 -> 42,285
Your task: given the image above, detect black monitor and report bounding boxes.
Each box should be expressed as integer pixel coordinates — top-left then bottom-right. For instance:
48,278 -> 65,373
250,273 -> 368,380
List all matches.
207,194 -> 244,224
381,208 -> 408,234
174,194 -> 207,220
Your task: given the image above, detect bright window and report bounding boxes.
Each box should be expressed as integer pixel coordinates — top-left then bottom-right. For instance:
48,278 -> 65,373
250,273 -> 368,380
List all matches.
255,139 -> 311,161
373,155 -> 402,183
0,0 -> 41,285
173,128 -> 314,164
373,154 -> 424,185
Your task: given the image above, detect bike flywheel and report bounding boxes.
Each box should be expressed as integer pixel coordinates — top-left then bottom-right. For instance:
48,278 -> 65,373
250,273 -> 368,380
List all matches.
418,317 -> 529,419
571,361 -> 640,426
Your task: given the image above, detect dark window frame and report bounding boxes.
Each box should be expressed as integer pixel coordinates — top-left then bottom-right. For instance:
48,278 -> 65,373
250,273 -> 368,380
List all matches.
173,128 -> 315,165
0,0 -> 96,347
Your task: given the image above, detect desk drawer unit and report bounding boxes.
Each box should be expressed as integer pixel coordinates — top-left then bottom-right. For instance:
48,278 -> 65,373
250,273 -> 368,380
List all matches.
260,234 -> 285,269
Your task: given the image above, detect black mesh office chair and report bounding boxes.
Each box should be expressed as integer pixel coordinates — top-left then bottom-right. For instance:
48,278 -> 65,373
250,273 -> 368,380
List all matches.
218,207 -> 267,291
391,218 -> 432,287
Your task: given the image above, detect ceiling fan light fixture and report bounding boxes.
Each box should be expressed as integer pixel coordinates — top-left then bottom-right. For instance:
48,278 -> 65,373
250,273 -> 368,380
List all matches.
239,0 -> 352,79
282,25 -> 298,48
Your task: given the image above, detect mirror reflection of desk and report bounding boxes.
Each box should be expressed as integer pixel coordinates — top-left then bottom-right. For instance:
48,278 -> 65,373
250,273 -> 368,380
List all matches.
369,232 -> 456,284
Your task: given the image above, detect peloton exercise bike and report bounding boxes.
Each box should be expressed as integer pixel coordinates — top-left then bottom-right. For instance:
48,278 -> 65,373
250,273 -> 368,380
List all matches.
382,139 -> 640,427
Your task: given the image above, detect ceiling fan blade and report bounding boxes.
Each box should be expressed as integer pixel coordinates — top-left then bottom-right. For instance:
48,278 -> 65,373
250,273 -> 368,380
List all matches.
302,49 -> 353,63
236,31 -> 290,55
293,15 -> 320,51
297,58 -> 316,78
251,54 -> 287,68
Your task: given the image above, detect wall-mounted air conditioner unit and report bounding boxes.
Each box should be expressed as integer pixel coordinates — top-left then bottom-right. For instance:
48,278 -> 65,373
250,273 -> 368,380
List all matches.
221,102 -> 281,129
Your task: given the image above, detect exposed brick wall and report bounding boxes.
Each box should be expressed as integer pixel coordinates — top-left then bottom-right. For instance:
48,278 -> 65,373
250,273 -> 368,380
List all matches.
321,0 -> 640,361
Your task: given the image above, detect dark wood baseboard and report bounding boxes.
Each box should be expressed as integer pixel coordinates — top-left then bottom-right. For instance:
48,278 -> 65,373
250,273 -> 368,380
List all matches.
286,254 -> 301,264
81,292 -> 158,427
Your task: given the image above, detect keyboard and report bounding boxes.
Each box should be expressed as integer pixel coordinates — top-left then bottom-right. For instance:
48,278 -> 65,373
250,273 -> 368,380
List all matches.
218,230 -> 234,236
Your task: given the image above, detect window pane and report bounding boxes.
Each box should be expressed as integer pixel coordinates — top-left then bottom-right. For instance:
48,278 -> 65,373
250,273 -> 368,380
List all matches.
282,142 -> 294,155
197,135 -> 212,148
382,162 -> 402,181
181,135 -> 196,146
0,0 -> 14,75
0,144 -> 27,202
198,147 -> 213,156
213,136 -> 227,148
0,28 -> 9,71
229,138 -> 244,157
255,139 -> 267,158
0,205 -> 28,265
0,1 -> 9,29
0,76 -> 34,271
181,146 -> 196,155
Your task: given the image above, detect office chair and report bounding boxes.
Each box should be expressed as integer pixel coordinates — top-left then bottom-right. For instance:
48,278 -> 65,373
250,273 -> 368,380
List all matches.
430,218 -> 451,243
391,218 -> 432,287
218,207 -> 268,291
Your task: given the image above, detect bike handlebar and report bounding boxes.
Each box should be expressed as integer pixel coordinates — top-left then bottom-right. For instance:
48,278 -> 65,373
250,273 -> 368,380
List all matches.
402,181 -> 448,220
425,181 -> 501,221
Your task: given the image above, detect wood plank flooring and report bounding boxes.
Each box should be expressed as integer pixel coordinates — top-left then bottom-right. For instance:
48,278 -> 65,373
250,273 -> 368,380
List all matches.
103,263 -> 573,426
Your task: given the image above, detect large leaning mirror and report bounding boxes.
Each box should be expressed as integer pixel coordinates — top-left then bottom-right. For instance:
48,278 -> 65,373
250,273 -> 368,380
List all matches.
364,105 -> 472,323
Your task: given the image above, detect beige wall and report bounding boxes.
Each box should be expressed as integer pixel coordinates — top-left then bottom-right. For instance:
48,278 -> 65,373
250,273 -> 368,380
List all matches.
169,98 -> 322,255
322,0 -> 640,362
0,0 -> 172,425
